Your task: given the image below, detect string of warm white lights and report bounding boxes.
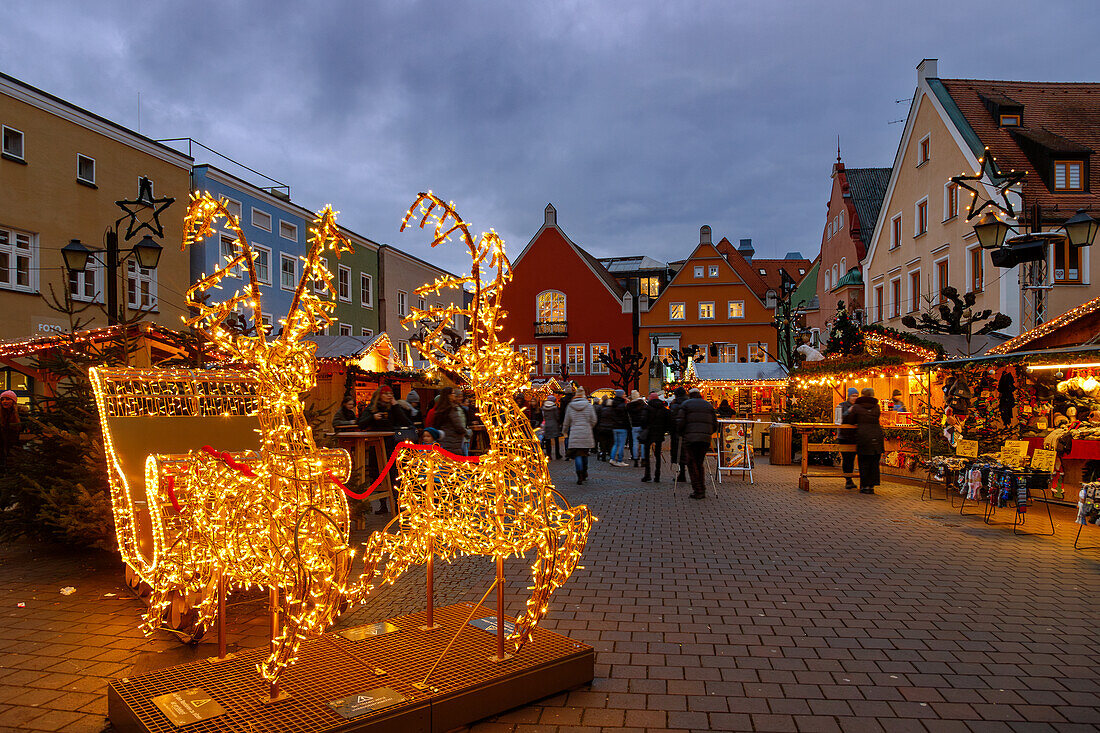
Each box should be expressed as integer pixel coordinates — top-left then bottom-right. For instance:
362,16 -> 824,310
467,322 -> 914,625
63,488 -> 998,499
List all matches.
988,294 -> 1100,356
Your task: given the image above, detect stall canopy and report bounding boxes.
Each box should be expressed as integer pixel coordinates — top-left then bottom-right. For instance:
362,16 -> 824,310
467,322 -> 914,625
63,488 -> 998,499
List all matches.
693,362 -> 789,384
306,332 -> 395,371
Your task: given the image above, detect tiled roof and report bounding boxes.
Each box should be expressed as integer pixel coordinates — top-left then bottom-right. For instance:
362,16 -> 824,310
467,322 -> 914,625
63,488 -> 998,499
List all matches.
939,78 -> 1100,213
575,243 -> 626,299
842,167 -> 891,255
714,238 -> 770,298
753,258 -> 814,291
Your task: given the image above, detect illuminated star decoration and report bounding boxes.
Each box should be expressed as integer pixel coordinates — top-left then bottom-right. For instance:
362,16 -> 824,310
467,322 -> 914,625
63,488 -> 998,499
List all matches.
951,148 -> 1026,221
115,176 -> 176,241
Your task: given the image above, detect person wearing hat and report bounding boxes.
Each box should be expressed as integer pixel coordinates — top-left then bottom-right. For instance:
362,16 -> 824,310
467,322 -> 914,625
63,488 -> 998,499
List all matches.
835,387 -> 860,490
0,390 -> 19,468
846,387 -> 884,494
420,427 -> 442,445
673,387 -> 718,499
538,396 -> 562,459
889,389 -> 907,412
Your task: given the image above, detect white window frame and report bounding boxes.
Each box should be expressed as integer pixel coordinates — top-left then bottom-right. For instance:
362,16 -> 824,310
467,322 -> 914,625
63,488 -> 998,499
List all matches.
313,258 -> 329,294
360,272 -> 373,308
917,133 -> 931,166
260,312 -> 273,336
840,257 -> 847,275
718,344 -> 739,363
727,300 -> 745,319
708,265 -> 719,278
398,340 -> 410,365
69,259 -> 101,303
360,327 -> 374,339
417,296 -> 425,312
253,244 -> 272,286
76,154 -> 95,185
339,323 -> 352,336
0,226 -> 37,293
908,268 -> 922,313
966,244 -> 983,293
126,260 -> 158,311
337,265 -> 351,302
824,270 -> 831,291
590,343 -> 609,374
889,277 -> 902,319
223,197 -> 242,220
669,302 -> 685,320
873,284 -> 884,323
748,344 -> 768,362
280,253 -> 297,291
520,345 -> 538,373
217,233 -> 243,278
933,256 -> 950,301
943,182 -> 959,221
251,207 -> 272,232
566,344 -> 586,375
279,221 -> 298,241
699,301 -> 715,319
2,126 -> 25,161
397,290 -> 408,316
542,345 -> 561,376
914,197 -> 929,237
694,265 -> 704,278
891,213 -> 902,249
536,289 -> 566,323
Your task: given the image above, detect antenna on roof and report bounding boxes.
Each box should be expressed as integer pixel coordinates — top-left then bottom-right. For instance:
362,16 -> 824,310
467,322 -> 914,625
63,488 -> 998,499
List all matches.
837,135 -> 842,164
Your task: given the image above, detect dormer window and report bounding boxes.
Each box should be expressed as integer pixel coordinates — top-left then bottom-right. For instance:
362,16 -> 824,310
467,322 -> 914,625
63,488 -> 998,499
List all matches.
1054,161 -> 1084,191
1000,114 -> 1020,127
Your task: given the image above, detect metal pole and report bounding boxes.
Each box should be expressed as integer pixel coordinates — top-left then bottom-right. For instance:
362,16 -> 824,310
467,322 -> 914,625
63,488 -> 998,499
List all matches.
217,572 -> 227,659
106,228 -> 119,325
422,470 -> 438,630
268,587 -> 280,701
495,555 -> 505,662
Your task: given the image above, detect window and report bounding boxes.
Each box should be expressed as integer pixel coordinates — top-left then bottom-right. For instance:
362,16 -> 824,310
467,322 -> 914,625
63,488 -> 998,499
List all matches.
916,199 -> 928,236
718,344 -> 738,363
873,285 -> 884,323
398,341 -> 410,365
708,265 -> 719,278
224,198 -> 242,219
260,313 -> 272,335
251,208 -> 272,231
520,345 -> 538,373
127,260 -> 157,310
1054,161 -> 1084,191
840,257 -> 846,274
2,126 -> 24,161
945,182 -> 959,220
639,276 -> 659,297
1053,241 -> 1081,283
536,290 -> 566,322
669,302 -> 685,320
890,278 -> 901,318
970,248 -> 984,292
397,290 -> 408,316
832,264 -> 838,283
699,301 -> 715,319
918,135 -> 930,165
219,234 -> 242,277
417,296 -> 425,312
279,221 -> 297,241
824,270 -> 831,291
361,328 -> 374,339
727,301 -> 745,318
891,214 -> 902,250
0,226 -> 34,292
69,261 -> 100,303
567,344 -> 585,375
76,154 -> 95,185
694,266 -> 704,278
280,253 -> 297,290
935,259 -> 949,302
542,345 -> 561,375
254,245 -> 271,285
748,344 -> 767,362
590,344 -> 609,374
759,268 -> 767,275
799,268 -> 805,275
360,273 -> 373,307
909,270 -> 921,313
339,323 -> 352,336
337,265 -> 351,302
1000,114 -> 1020,126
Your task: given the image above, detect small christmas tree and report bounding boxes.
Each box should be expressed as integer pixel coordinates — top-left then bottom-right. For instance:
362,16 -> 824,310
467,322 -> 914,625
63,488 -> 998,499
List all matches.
824,301 -> 864,356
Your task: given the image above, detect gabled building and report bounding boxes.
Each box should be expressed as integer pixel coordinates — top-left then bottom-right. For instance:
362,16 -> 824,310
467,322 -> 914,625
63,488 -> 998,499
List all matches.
809,156 -> 890,339
498,204 -> 634,393
639,227 -> 781,391
863,59 -> 1100,336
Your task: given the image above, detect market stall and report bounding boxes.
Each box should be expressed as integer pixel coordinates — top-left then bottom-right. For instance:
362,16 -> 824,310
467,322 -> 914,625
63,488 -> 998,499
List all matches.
693,361 -> 788,455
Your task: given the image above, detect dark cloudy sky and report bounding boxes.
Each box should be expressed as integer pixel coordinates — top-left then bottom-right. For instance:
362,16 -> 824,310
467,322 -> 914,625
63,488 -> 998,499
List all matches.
5,1 -> 1098,275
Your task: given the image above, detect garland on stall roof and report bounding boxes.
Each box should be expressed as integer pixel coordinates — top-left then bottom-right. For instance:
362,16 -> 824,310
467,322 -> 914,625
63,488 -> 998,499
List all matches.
795,355 -> 906,376
862,324 -> 944,360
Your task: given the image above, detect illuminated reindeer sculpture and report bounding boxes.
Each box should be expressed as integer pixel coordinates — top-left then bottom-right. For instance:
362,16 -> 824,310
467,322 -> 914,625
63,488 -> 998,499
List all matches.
91,193 -> 355,696
349,193 -> 594,655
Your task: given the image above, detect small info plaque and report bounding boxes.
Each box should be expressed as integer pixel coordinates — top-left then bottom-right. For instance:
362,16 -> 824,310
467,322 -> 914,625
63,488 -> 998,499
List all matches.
337,621 -> 398,641
327,687 -> 406,719
956,439 -> 979,458
469,616 -> 516,636
151,688 -> 225,726
1031,448 -> 1057,473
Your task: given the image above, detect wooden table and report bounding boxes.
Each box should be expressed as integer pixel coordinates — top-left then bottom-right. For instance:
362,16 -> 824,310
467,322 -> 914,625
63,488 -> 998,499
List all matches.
791,422 -> 857,492
331,430 -> 396,516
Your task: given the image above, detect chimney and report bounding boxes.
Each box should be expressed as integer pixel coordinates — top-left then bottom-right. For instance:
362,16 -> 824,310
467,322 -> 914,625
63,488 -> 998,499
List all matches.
699,225 -> 712,246
738,238 -> 755,262
917,58 -> 938,84
544,203 -> 557,227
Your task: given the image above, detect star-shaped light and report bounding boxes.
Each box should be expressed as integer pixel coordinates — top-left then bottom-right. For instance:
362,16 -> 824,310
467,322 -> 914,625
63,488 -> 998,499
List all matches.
115,176 -> 176,241
951,148 -> 1026,221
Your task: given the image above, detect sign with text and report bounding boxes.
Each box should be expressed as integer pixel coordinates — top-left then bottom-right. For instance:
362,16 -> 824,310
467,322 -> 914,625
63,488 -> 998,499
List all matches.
469,616 -> 516,636
338,622 -> 398,641
1001,440 -> 1029,468
956,439 -> 979,458
327,687 -> 406,719
1030,449 -> 1057,473
151,688 -> 225,726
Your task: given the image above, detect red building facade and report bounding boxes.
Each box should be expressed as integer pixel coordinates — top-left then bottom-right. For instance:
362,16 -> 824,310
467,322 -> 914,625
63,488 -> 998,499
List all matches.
499,204 -> 634,394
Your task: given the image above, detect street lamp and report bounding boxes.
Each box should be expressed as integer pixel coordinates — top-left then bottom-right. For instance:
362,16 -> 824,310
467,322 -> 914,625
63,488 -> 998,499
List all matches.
61,177 -> 173,324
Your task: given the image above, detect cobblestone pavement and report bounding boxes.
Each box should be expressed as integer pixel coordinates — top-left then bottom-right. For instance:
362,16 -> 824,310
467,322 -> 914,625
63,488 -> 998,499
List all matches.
1,454 -> 1099,732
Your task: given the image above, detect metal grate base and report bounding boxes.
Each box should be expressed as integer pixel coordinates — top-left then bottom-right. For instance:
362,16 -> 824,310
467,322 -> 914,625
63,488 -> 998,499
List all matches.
108,603 -> 594,733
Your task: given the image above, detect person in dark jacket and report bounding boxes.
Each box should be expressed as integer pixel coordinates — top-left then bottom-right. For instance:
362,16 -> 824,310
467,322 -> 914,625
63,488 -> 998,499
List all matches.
674,388 -> 718,499
538,397 -> 562,458
640,392 -> 670,482
835,387 -> 859,489
717,399 -> 735,418
667,387 -> 689,482
846,387 -> 884,494
608,389 -> 630,466
0,390 -> 20,468
594,397 -> 613,461
437,390 -> 469,455
332,395 -> 358,430
626,390 -> 647,466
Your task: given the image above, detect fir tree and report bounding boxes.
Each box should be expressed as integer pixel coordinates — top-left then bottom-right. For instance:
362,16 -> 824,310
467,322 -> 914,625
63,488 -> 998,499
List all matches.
824,302 -> 865,356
